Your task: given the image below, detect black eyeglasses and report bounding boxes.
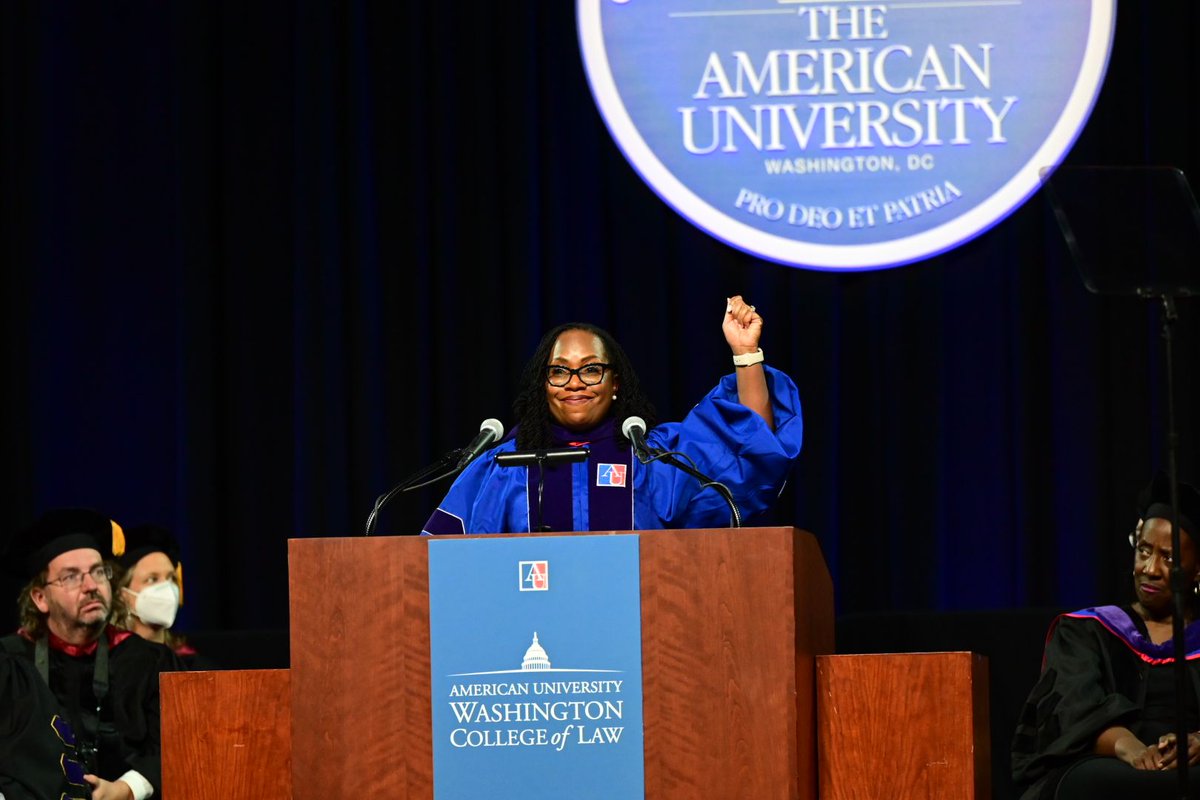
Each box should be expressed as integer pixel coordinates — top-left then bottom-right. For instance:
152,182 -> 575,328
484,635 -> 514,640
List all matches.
44,564 -> 113,591
546,363 -> 610,387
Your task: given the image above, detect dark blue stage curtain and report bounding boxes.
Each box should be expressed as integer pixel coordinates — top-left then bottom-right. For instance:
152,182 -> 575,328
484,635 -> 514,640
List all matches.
1,2 -> 1197,631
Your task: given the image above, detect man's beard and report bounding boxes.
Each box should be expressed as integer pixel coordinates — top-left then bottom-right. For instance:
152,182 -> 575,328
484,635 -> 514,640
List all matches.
74,592 -> 110,633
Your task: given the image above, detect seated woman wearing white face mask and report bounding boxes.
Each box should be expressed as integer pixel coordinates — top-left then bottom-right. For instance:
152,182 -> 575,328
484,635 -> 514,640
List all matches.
114,525 -> 214,670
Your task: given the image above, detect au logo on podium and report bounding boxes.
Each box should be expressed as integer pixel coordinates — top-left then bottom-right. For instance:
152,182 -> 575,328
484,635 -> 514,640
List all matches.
519,560 -> 549,591
578,0 -> 1117,271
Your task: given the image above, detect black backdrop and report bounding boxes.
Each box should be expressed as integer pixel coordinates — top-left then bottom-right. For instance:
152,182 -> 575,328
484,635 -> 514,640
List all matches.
2,2 -> 1198,633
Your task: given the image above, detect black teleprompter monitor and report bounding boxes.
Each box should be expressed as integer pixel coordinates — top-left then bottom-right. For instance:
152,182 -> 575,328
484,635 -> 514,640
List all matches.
1041,165 -> 1200,297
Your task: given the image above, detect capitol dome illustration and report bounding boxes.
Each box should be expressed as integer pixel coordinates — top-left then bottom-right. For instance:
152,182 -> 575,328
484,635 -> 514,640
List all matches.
521,632 -> 551,671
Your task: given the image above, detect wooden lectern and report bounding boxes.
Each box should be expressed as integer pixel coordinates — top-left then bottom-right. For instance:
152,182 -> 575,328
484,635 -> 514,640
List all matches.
817,652 -> 991,799
163,527 -> 833,799
290,526 -> 832,799
162,529 -> 995,797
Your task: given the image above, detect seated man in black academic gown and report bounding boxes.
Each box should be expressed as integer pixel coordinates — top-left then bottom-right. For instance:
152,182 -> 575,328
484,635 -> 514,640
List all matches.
0,509 -> 181,800
0,650 -> 90,800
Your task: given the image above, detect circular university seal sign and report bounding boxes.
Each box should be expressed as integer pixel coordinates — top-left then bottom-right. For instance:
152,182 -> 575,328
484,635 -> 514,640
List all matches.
578,0 -> 1116,271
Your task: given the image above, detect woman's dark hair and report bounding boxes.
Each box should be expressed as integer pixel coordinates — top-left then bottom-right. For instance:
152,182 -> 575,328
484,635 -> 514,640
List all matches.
512,322 -> 657,449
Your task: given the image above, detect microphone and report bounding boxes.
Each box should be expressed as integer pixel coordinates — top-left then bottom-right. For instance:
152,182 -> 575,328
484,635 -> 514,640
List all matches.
364,417 -> 506,535
622,415 -> 743,528
457,418 -> 505,469
495,447 -> 589,467
621,416 -> 654,464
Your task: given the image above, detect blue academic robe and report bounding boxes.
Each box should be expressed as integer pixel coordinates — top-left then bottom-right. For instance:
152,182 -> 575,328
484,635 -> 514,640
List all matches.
422,366 -> 803,534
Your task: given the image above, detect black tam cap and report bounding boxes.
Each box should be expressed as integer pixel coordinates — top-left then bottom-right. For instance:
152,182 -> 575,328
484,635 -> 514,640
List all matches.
1138,471 -> 1200,541
6,508 -> 125,581
118,524 -> 181,570
117,523 -> 185,605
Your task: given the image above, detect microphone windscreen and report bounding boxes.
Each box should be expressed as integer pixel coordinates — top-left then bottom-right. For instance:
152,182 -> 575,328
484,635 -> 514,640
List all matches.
480,418 -> 505,439
621,416 -> 647,438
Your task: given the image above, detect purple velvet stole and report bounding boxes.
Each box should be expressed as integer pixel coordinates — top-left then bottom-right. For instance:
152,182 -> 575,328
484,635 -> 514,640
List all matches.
528,418 -> 633,532
1066,605 -> 1200,664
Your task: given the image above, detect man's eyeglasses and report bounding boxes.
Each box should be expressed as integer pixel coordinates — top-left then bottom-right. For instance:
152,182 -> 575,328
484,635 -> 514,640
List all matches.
44,564 -> 113,591
546,363 -> 610,387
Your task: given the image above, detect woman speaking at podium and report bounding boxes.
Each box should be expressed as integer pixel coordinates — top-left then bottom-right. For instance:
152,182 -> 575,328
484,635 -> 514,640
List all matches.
421,295 -> 803,535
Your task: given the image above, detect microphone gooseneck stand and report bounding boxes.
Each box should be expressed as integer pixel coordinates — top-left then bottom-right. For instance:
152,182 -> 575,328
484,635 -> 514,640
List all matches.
621,415 -> 742,527
1160,295 -> 1189,799
363,449 -> 463,535
366,419 -> 506,535
495,441 -> 744,530
638,448 -> 743,529
494,447 -> 590,532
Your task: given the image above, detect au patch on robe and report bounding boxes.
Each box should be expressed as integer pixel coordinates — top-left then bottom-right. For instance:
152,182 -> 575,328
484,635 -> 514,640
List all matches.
596,463 -> 626,487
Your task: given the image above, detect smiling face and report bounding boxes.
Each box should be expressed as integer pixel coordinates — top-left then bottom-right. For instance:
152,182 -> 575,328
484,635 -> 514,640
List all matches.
30,548 -> 112,643
1133,518 -> 1199,621
545,329 -> 620,432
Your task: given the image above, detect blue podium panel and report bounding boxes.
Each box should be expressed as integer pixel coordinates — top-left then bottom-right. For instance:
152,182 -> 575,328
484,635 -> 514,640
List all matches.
429,535 -> 645,799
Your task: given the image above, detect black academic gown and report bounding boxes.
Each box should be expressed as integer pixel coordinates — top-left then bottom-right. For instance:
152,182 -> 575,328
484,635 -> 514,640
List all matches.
0,626 -> 181,796
173,642 -> 220,671
1011,607 -> 1200,800
0,651 -> 89,800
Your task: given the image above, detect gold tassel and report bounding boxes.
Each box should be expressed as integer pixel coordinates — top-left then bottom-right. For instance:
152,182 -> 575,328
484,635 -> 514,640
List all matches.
175,561 -> 184,606
110,521 -> 126,557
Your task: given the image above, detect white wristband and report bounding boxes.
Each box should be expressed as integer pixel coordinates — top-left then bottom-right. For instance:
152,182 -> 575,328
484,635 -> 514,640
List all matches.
732,348 -> 764,367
